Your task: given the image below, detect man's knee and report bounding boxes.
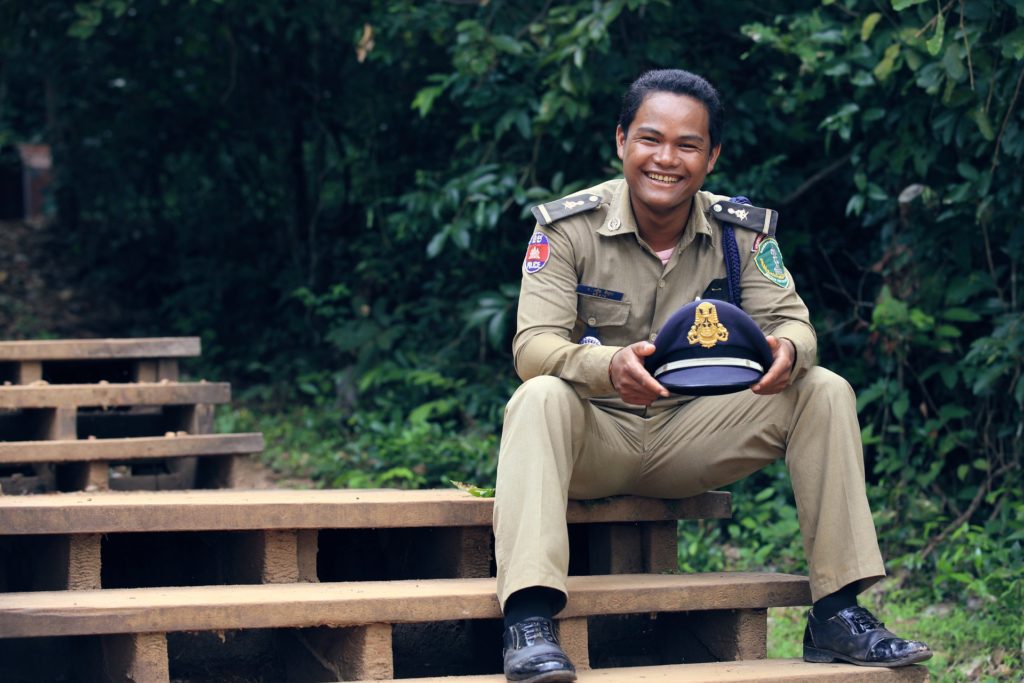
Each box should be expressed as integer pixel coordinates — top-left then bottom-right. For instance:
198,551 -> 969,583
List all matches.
798,366 -> 856,407
506,375 -> 580,414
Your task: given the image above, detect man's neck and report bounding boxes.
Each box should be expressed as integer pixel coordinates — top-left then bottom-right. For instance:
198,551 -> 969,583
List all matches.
633,197 -> 694,252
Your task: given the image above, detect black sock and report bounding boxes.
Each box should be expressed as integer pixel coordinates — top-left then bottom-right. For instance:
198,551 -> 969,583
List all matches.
503,587 -> 564,629
812,582 -> 859,621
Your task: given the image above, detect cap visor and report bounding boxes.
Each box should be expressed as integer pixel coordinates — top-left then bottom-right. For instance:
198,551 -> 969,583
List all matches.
657,366 -> 762,396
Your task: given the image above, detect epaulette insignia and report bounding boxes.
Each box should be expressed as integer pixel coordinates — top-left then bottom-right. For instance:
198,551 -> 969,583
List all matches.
531,193 -> 602,227
711,200 -> 778,237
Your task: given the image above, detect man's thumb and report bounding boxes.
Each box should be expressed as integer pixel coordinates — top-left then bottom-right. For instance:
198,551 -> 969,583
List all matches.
633,341 -> 656,357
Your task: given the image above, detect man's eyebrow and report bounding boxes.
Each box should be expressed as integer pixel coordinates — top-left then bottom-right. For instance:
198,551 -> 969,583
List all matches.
633,126 -> 706,143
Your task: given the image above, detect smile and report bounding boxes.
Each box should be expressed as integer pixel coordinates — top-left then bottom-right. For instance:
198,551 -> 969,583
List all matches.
645,172 -> 681,184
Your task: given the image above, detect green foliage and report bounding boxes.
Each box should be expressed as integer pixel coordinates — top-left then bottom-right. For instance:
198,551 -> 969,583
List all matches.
4,0 -> 1023,667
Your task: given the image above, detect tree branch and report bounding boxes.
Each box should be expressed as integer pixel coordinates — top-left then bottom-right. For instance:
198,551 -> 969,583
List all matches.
779,153 -> 852,206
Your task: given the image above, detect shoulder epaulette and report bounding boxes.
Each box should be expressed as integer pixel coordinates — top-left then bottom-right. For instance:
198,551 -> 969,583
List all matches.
710,199 -> 778,237
530,193 -> 602,227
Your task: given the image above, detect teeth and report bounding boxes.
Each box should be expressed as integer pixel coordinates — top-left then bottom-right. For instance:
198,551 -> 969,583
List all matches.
646,172 -> 679,183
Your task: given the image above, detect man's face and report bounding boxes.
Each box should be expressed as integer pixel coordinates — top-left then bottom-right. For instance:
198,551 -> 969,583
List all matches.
616,92 -> 720,219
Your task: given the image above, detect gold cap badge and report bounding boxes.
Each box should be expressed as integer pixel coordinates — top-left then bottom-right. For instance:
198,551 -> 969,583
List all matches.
687,302 -> 730,349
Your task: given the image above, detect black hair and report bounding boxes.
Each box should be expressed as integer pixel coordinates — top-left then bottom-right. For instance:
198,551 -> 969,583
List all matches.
618,69 -> 724,149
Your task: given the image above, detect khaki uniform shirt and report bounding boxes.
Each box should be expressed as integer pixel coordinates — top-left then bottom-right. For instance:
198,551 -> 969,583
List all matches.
513,178 -> 817,409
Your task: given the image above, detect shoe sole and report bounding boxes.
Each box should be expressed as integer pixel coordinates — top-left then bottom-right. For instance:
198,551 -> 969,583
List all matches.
804,645 -> 933,668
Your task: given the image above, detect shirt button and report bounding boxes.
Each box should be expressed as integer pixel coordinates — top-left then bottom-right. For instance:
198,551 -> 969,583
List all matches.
649,333 -> 657,342
587,317 -> 597,326
658,280 -> 666,288
607,218 -> 621,231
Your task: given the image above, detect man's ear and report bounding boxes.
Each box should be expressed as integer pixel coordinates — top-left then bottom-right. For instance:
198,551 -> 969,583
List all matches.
615,125 -> 626,160
707,144 -> 722,172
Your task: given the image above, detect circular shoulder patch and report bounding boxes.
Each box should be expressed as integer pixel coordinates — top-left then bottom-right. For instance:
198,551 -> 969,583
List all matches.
754,238 -> 790,288
523,232 -> 550,274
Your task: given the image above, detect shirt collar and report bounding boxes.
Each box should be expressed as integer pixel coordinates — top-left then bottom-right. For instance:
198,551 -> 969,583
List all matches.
597,181 -> 717,247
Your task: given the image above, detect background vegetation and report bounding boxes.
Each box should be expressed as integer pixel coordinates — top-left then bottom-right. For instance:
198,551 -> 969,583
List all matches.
2,1 -> 1021,679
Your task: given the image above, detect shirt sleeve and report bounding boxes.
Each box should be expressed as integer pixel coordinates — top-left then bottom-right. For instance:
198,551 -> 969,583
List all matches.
739,235 -> 818,382
512,224 -> 622,396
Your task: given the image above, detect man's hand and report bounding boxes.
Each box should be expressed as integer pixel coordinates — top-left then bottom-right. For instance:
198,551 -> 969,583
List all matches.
610,341 -> 670,406
750,336 -> 795,395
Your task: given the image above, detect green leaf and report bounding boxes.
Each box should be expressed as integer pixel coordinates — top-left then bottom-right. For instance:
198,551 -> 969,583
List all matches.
942,44 -> 966,82
1000,26 -> 1024,60
970,107 -> 996,142
448,481 -> 495,497
943,307 -> 982,322
925,13 -> 944,56
861,13 -> 883,42
873,43 -> 901,82
891,0 -> 928,10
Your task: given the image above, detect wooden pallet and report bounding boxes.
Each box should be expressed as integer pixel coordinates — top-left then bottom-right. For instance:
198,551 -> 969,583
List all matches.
0,490 -> 728,591
0,337 -> 199,385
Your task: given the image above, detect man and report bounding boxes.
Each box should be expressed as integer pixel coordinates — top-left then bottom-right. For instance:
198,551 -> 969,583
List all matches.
494,69 -> 931,682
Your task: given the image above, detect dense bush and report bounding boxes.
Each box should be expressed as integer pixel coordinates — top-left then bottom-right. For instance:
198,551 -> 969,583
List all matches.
3,1 -> 1021,677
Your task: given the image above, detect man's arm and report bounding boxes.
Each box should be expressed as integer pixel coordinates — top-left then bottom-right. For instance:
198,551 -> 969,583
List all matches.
512,224 -> 623,397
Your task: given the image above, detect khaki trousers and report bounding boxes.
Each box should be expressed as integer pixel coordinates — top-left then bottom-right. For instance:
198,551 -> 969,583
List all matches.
493,367 -> 885,609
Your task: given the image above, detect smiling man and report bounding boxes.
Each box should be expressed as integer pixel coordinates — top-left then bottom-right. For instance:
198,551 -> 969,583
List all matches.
494,69 -> 931,682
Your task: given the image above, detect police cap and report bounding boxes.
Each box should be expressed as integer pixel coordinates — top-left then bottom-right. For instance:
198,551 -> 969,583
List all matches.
644,299 -> 773,396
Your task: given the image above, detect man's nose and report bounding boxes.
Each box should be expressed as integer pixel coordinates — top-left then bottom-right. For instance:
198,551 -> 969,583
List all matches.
653,143 -> 677,166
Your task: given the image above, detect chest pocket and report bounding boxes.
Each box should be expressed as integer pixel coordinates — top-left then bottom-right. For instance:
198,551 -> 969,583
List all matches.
578,295 -> 630,328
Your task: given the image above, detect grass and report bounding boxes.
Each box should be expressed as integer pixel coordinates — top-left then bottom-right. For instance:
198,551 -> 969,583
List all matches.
769,586 -> 1022,682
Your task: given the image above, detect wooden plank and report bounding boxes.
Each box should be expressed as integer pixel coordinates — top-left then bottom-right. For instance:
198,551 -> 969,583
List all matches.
0,338 -> 201,362
0,573 -> 810,638
0,489 -> 730,536
0,433 -> 264,465
0,382 -> 230,409
352,659 -> 930,682
15,361 -> 42,384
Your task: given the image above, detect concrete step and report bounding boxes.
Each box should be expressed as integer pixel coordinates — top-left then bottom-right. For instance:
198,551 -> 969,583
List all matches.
373,659 -> 929,682
0,490 -> 729,591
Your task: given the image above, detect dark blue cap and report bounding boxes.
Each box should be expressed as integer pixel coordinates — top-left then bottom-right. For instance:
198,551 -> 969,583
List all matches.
644,299 -> 773,396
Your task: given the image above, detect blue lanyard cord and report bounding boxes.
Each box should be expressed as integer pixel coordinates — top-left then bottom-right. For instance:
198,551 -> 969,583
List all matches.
722,195 -> 751,310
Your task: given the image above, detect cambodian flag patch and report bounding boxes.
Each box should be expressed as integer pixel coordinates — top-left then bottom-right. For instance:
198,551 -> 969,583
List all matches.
523,232 -> 550,274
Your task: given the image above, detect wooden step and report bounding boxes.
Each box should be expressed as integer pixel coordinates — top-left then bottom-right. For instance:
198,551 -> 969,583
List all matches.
0,338 -> 200,386
370,659 -> 929,682
0,573 -> 810,638
0,381 -> 229,409
0,337 -> 200,361
0,433 -> 263,465
0,489 -> 729,534
0,574 -> 812,681
0,490 -> 728,591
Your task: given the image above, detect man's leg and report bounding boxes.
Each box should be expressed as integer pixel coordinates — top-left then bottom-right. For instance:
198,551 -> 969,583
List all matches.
631,366 -> 929,667
493,376 -> 643,682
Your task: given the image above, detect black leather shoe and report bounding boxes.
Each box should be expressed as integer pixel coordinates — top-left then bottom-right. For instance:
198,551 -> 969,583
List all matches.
502,617 -> 577,683
804,606 -> 932,667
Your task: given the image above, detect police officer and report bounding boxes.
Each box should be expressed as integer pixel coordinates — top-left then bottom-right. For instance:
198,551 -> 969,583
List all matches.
495,69 -> 931,682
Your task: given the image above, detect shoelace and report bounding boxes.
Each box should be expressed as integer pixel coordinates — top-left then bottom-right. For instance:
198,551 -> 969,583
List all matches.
845,607 -> 884,634
521,619 -> 558,645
